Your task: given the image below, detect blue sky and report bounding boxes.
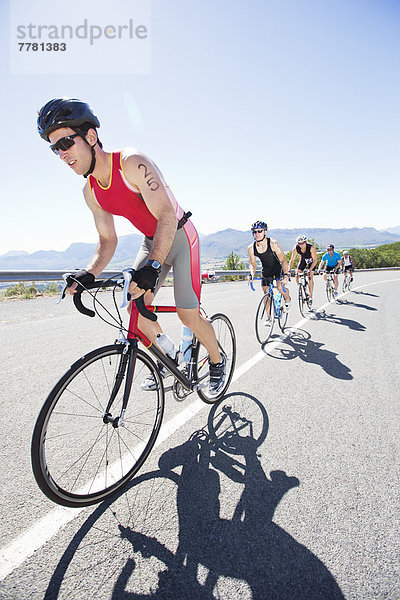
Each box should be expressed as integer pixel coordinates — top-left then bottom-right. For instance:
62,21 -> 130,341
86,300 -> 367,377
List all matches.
1,0 -> 399,254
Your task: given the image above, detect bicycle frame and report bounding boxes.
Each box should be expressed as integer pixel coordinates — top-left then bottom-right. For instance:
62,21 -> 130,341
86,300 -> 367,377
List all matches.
265,282 -> 285,318
123,302 -> 205,395
298,270 -> 310,291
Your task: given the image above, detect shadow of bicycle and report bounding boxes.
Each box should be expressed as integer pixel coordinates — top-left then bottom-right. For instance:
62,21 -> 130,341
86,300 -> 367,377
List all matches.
335,299 -> 377,311
351,290 -> 379,298
43,393 -> 345,600
265,328 -> 353,380
311,310 -> 366,332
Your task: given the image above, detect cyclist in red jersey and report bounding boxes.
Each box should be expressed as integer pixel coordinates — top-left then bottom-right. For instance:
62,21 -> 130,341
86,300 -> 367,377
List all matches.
37,98 -> 226,396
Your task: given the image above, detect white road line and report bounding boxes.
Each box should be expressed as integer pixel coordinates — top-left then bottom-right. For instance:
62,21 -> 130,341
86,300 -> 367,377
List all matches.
1,276 -> 399,581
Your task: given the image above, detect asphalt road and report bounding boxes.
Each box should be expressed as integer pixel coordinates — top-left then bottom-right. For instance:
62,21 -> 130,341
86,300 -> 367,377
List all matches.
0,271 -> 399,600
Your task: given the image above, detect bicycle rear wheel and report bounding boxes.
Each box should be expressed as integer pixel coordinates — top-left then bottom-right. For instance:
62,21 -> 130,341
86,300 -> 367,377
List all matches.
194,313 -> 236,404
255,293 -> 274,344
31,345 -> 164,507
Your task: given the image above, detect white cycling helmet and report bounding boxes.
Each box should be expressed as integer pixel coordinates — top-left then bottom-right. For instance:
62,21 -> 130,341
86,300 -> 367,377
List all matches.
296,235 -> 307,243
343,250 -> 349,255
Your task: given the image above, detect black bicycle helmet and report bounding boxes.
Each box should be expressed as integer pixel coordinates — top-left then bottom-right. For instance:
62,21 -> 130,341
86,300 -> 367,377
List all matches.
251,220 -> 268,231
37,98 -> 100,141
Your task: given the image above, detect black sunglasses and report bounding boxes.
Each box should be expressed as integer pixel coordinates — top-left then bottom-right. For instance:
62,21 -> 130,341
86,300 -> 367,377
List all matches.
50,133 -> 80,155
252,229 -> 265,234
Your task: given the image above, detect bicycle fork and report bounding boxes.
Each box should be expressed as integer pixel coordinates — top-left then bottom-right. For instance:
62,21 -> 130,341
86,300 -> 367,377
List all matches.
103,340 -> 138,429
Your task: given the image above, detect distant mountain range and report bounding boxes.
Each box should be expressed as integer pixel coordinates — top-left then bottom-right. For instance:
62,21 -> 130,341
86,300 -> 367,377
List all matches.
1,227 -> 400,270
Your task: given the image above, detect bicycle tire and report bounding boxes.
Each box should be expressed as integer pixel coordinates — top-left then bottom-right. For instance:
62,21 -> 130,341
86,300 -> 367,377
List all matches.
298,284 -> 307,318
31,345 -> 164,507
194,313 -> 237,404
255,293 -> 275,344
326,280 -> 334,302
277,296 -> 288,331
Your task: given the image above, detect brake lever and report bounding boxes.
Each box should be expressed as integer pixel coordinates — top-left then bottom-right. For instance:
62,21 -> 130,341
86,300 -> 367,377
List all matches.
119,268 -> 157,322
120,268 -> 134,309
56,273 -> 71,305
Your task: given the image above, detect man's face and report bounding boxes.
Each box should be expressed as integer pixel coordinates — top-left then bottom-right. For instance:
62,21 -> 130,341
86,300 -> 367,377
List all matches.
327,247 -> 334,255
253,228 -> 266,240
48,127 -> 92,176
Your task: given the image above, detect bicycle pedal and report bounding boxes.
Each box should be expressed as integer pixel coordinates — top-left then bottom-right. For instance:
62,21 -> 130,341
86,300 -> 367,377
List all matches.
193,382 -> 207,391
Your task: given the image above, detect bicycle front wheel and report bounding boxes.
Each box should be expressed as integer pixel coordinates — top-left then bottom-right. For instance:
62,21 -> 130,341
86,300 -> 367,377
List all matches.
194,313 -> 236,404
326,281 -> 334,302
342,275 -> 348,292
255,293 -> 274,344
277,299 -> 288,331
31,345 -> 164,507
298,284 -> 307,317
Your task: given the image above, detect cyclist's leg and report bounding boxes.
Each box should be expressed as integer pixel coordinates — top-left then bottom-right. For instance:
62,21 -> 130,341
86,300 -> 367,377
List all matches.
309,269 -> 315,298
261,277 -> 272,315
334,272 -> 339,290
276,276 -> 290,304
171,225 -> 222,366
260,279 -> 269,309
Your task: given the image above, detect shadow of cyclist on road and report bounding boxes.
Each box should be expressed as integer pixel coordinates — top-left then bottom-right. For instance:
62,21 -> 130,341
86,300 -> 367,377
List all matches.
311,311 -> 366,332
352,290 -> 379,298
112,394 -> 345,599
335,299 -> 377,311
43,393 -> 345,600
266,328 -> 353,380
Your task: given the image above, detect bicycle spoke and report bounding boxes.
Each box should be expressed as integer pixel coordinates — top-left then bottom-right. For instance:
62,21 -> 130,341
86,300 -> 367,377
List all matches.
32,346 -> 165,507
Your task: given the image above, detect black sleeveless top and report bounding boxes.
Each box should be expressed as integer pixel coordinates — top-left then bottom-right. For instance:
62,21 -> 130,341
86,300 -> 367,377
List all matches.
253,238 -> 282,276
296,242 -> 312,259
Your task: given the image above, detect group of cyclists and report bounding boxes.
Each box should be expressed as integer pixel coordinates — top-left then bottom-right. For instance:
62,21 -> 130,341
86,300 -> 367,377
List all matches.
37,96 -> 355,399
248,221 -> 355,305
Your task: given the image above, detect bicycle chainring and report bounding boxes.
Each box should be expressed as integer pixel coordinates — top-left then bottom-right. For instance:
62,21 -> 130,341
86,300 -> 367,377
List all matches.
172,379 -> 192,401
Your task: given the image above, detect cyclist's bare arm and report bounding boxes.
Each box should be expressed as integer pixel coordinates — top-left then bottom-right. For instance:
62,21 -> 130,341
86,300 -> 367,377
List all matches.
247,244 -> 257,279
120,150 -> 178,265
288,245 -> 298,271
270,238 -> 289,274
310,245 -> 318,270
83,183 -> 118,277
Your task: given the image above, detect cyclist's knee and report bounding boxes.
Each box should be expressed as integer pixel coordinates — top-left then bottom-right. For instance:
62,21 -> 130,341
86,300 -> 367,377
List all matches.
177,307 -> 200,329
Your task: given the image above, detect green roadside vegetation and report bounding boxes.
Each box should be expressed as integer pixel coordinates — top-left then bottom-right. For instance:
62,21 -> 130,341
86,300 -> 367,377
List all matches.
222,251 -> 246,281
0,281 -> 61,300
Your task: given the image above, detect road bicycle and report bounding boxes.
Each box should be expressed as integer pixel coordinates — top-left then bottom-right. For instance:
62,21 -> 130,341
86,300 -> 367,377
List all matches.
325,269 -> 338,302
297,269 -> 313,317
251,278 -> 288,345
342,270 -> 353,292
31,269 -> 236,508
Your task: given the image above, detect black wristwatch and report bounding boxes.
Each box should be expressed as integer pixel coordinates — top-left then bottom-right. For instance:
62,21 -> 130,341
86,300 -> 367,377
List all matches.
145,259 -> 162,273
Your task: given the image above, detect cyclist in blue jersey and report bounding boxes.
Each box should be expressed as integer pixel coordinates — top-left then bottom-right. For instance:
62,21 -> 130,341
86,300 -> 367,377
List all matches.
319,244 -> 342,297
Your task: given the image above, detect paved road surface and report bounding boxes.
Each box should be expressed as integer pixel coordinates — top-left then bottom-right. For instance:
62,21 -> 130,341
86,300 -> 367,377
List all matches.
0,271 -> 399,599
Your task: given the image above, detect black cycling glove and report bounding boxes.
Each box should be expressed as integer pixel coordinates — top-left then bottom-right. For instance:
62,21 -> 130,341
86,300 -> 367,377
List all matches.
65,269 -> 95,292
132,265 -> 159,292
